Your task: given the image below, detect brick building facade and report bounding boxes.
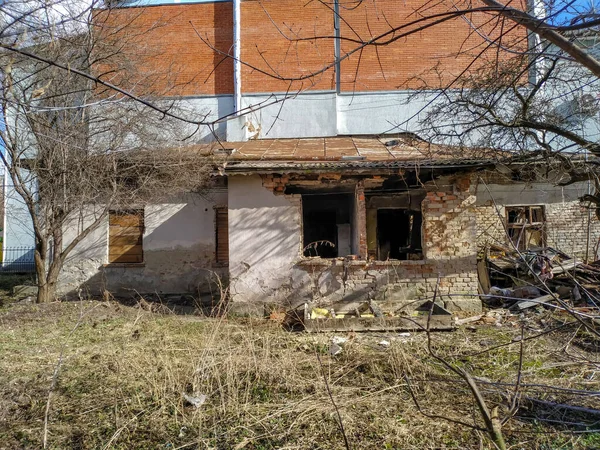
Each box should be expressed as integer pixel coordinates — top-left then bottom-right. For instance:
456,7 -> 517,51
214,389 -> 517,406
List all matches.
11,0 -> 590,314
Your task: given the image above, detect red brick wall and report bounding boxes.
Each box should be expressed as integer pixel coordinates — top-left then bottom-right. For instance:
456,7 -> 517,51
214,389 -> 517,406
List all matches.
95,3 -> 233,96
98,0 -> 527,96
338,0 -> 527,91
241,0 -> 336,93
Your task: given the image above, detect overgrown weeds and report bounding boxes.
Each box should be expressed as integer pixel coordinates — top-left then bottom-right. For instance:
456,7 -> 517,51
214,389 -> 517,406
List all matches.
0,300 -> 598,449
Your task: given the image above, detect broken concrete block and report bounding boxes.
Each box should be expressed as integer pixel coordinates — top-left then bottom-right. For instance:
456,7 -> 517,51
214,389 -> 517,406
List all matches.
12,285 -> 38,298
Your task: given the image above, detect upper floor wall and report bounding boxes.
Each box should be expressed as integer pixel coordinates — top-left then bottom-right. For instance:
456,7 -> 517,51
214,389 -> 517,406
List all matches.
99,0 -> 528,97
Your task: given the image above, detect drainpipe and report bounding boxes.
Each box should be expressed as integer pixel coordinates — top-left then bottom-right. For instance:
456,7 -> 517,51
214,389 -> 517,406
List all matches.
233,0 -> 242,114
333,0 -> 341,94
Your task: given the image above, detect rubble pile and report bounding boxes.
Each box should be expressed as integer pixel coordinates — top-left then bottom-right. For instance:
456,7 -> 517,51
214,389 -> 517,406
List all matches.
480,244 -> 600,312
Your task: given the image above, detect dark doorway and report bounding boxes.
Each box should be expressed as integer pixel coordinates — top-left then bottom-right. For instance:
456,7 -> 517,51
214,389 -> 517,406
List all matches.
377,209 -> 422,260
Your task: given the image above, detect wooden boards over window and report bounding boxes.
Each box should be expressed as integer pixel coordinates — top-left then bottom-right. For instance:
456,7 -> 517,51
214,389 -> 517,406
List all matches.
215,207 -> 228,264
109,210 -> 144,264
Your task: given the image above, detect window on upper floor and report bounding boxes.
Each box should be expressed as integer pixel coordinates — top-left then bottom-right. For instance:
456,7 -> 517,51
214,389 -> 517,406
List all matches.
108,209 -> 144,264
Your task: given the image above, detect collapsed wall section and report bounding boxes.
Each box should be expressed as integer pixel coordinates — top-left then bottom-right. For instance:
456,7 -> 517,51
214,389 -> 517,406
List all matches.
475,180 -> 600,261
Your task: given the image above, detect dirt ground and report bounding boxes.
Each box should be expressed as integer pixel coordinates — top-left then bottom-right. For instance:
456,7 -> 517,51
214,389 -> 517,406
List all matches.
1,298 -> 599,449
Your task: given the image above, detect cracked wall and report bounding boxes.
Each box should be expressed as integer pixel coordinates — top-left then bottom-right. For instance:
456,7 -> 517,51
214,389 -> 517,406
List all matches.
58,191 -> 228,298
228,173 -> 481,312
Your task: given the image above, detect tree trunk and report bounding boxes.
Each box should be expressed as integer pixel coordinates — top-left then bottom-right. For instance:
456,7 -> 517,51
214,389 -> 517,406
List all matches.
36,270 -> 60,304
37,281 -> 52,303
34,240 -> 49,303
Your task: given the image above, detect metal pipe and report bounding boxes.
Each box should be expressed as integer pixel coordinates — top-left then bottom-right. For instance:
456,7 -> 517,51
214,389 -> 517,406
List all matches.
233,0 -> 242,114
333,0 -> 340,94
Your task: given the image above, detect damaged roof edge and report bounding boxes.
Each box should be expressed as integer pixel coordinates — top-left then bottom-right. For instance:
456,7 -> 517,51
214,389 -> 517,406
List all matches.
220,159 -> 500,175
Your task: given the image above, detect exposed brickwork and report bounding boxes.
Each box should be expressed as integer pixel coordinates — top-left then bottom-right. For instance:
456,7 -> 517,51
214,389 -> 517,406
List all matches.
101,0 -> 527,96
336,0 -> 526,91
240,0 -> 336,93
354,180 -> 368,258
475,200 -> 600,261
545,202 -> 600,259
475,205 -> 507,249
260,173 -> 289,193
291,179 -> 481,312
295,257 -> 479,312
96,3 -> 234,96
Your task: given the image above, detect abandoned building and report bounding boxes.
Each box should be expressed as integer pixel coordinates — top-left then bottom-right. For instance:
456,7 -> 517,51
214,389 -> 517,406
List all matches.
45,136 -> 598,315
3,0 -> 598,315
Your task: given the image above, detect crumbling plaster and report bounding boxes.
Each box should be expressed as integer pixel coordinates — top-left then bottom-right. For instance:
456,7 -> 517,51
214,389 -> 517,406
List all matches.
228,175 -> 303,305
228,173 -> 481,312
58,191 -> 227,298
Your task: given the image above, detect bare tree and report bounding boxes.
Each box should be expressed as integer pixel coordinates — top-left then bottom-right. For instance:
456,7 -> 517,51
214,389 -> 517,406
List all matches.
0,1 -> 213,303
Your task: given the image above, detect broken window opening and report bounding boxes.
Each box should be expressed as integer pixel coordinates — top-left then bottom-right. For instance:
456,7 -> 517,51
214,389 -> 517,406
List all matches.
376,208 -> 423,260
506,206 -> 545,251
302,194 -> 352,258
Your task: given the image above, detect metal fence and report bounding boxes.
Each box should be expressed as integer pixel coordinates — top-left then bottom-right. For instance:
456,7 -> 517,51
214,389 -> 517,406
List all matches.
0,247 -> 36,273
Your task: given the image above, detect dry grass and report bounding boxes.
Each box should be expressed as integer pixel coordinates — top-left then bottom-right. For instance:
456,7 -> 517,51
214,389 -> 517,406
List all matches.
0,299 -> 599,449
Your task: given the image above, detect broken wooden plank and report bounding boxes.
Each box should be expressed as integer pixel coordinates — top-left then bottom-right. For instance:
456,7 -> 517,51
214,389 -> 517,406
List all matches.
516,294 -> 555,310
551,260 -> 578,274
477,258 -> 491,295
455,314 -> 484,326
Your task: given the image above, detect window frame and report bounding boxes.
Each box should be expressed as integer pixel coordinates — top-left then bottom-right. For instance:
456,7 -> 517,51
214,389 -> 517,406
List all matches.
505,205 -> 546,251
214,206 -> 229,266
107,209 -> 145,265
373,207 -> 423,261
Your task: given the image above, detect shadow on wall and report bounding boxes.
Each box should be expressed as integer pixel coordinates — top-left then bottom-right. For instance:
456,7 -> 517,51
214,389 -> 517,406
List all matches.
285,255 -> 480,311
62,199 -> 228,304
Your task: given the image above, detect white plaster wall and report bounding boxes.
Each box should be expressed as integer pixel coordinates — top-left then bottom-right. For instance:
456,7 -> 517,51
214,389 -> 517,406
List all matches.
475,182 -> 590,206
337,90 -> 444,136
229,92 -> 338,140
3,181 -> 35,250
58,191 -> 227,297
178,96 -> 234,142
228,175 -> 302,304
225,90 -> 458,141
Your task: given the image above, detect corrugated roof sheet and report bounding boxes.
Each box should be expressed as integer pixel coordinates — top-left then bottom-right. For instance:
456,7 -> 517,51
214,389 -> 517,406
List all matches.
222,136 -> 500,162
213,136 -> 507,173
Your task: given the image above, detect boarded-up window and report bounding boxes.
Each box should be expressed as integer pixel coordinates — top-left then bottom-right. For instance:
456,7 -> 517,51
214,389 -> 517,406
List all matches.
506,206 -> 545,251
215,207 -> 228,264
109,210 -> 144,264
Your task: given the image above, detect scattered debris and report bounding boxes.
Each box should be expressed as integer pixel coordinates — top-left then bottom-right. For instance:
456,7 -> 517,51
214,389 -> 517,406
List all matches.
515,294 -> 555,310
482,245 -> 600,313
298,300 -> 453,332
182,392 -> 207,408
329,343 -> 343,356
378,340 -> 391,348
455,314 -> 484,326
331,336 -> 348,345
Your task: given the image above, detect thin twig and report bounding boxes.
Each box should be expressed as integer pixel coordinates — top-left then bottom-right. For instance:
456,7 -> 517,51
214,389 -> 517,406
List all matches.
315,352 -> 351,450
